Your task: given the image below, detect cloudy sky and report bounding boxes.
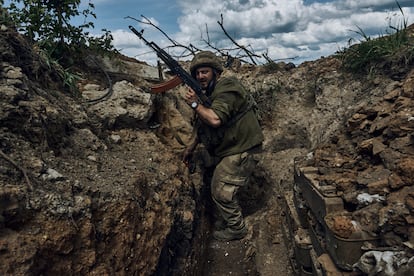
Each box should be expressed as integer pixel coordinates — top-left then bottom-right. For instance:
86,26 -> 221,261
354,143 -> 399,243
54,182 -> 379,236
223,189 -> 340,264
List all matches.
84,0 -> 414,65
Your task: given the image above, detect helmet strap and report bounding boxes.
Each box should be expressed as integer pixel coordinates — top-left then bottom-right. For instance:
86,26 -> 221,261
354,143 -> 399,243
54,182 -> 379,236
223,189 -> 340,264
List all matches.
206,79 -> 215,96
206,70 -> 219,96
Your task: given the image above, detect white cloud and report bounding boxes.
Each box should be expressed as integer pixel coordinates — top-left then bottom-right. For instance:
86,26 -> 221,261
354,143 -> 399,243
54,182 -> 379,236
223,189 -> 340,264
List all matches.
168,0 -> 414,64
340,0 -> 414,10
111,29 -> 142,49
104,0 -> 414,65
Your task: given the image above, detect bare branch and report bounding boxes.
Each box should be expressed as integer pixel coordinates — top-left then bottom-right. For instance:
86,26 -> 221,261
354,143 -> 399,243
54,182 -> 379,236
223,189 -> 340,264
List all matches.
263,52 -> 298,63
200,23 -> 222,53
217,14 -> 260,65
125,15 -> 178,46
125,15 -> 200,58
125,13 -> 288,66
199,23 -> 246,68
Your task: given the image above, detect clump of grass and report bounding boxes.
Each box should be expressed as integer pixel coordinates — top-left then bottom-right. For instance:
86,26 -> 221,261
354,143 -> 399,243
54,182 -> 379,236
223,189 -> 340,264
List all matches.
337,1 -> 413,75
262,61 -> 281,73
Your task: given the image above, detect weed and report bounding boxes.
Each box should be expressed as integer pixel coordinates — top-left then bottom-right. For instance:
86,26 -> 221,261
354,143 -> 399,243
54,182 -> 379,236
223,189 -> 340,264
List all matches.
262,62 -> 281,73
337,1 -> 413,76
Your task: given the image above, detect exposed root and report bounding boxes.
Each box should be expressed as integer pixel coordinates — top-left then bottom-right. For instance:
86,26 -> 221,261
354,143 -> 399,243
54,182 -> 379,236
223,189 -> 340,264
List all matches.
0,149 -> 33,191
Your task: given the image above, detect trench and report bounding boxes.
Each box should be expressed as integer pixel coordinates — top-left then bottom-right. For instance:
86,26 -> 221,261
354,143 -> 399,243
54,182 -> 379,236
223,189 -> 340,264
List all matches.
145,88 -> 298,275
154,166 -> 274,275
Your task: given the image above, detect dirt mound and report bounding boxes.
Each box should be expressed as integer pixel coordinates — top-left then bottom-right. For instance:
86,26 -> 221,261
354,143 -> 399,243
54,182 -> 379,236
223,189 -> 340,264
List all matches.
0,25 -> 196,275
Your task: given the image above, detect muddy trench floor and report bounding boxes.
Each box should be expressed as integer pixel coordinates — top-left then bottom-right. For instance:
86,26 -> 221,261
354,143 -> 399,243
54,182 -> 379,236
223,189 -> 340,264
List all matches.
183,171 -> 293,276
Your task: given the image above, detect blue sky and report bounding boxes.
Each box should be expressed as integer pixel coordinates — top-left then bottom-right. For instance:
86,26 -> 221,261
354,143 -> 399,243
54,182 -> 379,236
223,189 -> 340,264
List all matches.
8,0 -> 414,65
89,0 -> 182,33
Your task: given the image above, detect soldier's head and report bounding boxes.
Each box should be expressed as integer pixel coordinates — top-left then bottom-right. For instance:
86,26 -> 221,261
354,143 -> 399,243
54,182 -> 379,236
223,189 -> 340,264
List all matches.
190,51 -> 223,90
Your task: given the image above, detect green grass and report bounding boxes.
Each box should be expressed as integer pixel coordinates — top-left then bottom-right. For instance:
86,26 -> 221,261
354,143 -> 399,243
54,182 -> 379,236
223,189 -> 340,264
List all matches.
337,2 -> 413,75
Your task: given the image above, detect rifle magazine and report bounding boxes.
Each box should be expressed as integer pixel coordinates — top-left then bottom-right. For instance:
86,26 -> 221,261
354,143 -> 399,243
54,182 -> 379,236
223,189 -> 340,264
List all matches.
151,75 -> 183,93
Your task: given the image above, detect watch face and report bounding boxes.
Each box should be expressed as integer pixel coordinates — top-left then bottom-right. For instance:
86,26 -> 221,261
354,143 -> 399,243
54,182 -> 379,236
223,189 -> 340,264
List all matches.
191,102 -> 198,109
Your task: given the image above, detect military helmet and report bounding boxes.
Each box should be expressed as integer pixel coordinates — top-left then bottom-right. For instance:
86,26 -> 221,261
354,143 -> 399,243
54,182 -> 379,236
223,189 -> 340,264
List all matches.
190,51 -> 223,77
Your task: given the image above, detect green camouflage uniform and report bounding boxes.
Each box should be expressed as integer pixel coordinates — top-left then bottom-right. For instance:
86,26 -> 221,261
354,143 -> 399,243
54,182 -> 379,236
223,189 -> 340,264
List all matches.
197,76 -> 264,231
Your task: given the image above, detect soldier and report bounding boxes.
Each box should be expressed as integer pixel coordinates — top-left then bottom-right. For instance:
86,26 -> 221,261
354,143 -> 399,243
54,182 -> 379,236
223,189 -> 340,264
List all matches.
183,51 -> 264,241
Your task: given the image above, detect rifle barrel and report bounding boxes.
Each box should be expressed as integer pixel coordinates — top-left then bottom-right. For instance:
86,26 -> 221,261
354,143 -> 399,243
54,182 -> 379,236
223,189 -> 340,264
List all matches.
129,25 -> 211,107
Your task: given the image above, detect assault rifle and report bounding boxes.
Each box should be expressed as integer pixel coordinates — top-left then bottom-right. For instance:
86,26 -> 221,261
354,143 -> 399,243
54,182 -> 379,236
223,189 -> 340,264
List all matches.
129,26 -> 211,107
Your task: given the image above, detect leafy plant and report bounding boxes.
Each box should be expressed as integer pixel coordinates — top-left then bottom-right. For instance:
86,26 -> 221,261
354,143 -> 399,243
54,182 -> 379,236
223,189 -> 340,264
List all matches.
87,28 -> 117,54
5,0 -> 116,93
0,3 -> 13,26
7,0 -> 95,43
34,42 -> 81,94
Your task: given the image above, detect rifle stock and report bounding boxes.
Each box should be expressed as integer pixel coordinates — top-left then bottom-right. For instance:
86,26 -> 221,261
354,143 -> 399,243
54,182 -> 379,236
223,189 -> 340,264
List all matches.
129,26 -> 211,107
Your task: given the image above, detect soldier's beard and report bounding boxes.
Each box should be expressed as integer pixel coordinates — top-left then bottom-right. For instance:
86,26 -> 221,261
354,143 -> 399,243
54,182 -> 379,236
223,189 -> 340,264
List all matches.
199,79 -> 209,89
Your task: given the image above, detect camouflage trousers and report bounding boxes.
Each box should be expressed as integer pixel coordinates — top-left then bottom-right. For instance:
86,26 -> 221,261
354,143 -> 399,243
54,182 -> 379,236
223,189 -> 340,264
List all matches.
210,149 -> 260,230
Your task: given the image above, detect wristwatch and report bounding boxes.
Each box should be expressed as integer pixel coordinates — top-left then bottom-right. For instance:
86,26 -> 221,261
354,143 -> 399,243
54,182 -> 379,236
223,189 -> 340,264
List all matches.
191,101 -> 199,109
